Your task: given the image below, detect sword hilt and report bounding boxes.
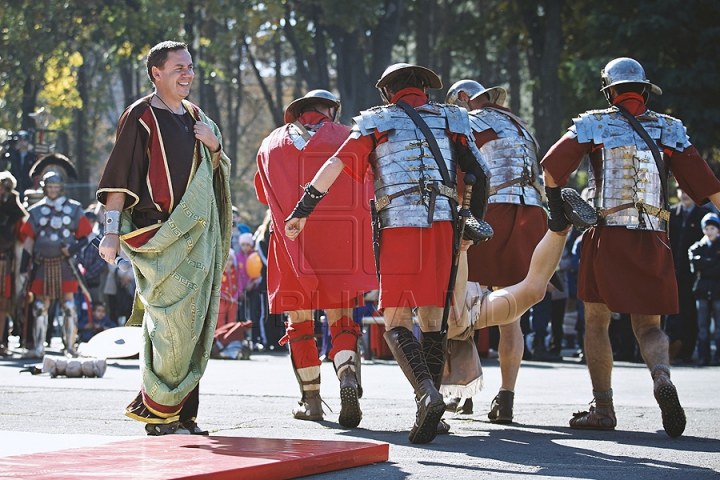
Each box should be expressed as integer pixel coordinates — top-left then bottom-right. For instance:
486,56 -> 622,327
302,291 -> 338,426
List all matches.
462,173 -> 476,211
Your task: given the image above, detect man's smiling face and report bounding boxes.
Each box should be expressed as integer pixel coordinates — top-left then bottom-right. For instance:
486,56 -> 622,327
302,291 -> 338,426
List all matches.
153,48 -> 194,103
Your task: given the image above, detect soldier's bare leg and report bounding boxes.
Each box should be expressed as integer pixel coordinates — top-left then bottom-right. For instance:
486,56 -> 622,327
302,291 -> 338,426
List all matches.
568,302 -> 616,430
632,313 -> 686,437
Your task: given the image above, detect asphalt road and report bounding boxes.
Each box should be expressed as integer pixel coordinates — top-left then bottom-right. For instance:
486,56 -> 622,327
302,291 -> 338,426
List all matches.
1,337 -> 719,479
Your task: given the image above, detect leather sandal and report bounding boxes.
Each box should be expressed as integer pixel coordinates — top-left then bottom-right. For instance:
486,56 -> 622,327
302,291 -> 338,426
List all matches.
653,370 -> 686,438
569,400 -> 617,430
488,391 -> 514,424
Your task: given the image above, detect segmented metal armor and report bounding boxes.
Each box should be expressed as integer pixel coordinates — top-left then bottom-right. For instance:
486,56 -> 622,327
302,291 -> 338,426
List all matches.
570,107 -> 690,232
353,102 -> 487,229
469,108 -> 544,207
27,196 -> 84,260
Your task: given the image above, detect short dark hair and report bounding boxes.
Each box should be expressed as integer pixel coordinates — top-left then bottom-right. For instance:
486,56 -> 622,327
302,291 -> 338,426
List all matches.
92,301 -> 106,310
612,83 -> 645,95
386,72 -> 427,97
146,41 -> 189,84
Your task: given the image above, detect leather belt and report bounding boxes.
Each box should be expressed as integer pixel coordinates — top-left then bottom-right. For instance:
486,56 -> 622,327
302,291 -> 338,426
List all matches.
375,182 -> 459,213
597,201 -> 670,222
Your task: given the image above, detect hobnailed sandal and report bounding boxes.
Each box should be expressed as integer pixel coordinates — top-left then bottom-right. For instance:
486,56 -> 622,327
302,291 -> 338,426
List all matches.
652,367 -> 686,438
562,188 -> 597,231
569,400 -> 617,430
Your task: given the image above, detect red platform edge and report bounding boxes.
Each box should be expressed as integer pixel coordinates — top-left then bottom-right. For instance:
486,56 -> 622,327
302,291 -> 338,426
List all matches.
0,436 -> 390,480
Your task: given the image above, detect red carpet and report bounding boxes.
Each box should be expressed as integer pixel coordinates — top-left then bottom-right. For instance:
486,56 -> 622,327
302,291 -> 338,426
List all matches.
0,436 -> 389,479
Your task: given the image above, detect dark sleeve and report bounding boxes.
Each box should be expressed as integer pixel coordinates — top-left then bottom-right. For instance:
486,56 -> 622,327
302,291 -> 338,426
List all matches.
82,245 -> 107,283
96,103 -> 149,209
668,145 -> 720,206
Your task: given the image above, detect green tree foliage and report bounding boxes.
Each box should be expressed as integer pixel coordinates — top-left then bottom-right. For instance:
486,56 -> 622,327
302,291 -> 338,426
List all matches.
1,0 -> 719,219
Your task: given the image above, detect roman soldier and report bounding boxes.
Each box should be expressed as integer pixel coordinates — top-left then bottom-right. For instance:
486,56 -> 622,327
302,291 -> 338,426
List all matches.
20,155 -> 91,358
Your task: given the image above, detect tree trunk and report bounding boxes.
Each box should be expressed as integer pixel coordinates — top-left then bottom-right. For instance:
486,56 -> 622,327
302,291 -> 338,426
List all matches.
75,54 -> 89,204
522,0 -> 564,155
507,36 -> 521,114
330,0 -> 403,121
118,59 -> 136,108
20,77 -> 39,132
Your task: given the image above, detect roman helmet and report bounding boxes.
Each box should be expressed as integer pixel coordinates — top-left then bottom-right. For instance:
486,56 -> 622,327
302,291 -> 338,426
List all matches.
600,57 -> 662,103
375,63 -> 442,103
445,79 -> 508,109
40,171 -> 65,197
284,89 -> 341,124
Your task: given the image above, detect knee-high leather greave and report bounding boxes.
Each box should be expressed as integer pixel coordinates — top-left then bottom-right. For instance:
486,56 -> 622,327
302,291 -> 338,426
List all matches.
421,331 -> 447,390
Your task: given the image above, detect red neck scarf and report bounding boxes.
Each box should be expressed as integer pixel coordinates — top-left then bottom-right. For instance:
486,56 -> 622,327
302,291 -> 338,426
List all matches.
612,92 -> 647,116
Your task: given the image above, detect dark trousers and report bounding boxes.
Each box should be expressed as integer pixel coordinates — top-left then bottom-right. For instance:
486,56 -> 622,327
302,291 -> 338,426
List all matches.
665,273 -> 699,359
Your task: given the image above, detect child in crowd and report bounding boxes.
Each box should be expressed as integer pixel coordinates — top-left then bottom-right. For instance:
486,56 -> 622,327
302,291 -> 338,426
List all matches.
689,212 -> 720,366
77,302 -> 116,344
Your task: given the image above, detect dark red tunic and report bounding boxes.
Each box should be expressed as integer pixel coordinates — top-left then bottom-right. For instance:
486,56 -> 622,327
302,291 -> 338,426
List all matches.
463,103 -> 547,287
338,88 -> 465,308
254,111 -> 377,312
542,93 -> 720,314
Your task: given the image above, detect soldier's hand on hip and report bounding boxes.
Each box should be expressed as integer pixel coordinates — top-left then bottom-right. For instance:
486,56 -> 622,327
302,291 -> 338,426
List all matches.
284,218 -> 306,241
99,234 -> 120,264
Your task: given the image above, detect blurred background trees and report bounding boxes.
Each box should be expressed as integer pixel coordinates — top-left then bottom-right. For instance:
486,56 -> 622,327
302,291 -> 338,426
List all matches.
1,0 -> 718,225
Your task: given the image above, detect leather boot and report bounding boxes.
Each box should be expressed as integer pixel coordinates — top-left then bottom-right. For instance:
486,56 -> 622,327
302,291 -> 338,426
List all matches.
421,331 -> 450,435
384,327 -> 445,444
293,389 -> 324,421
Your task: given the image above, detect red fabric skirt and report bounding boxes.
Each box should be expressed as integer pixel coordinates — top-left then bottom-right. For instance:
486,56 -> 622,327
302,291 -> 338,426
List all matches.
467,204 -> 547,286
267,234 -> 366,313
578,226 -> 678,315
378,222 -> 453,309
30,279 -> 79,296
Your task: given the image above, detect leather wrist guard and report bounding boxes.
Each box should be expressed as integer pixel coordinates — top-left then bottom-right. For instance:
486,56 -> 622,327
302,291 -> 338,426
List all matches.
20,249 -> 30,274
286,184 -> 328,221
104,210 -> 121,235
546,186 -> 569,232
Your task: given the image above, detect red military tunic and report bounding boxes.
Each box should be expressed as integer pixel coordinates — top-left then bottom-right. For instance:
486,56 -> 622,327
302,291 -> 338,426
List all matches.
464,103 -> 547,287
254,111 -> 377,313
338,88 -> 461,309
542,93 -> 720,314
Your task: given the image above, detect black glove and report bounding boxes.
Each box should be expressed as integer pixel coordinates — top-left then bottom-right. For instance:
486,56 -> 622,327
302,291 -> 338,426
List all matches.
546,186 -> 570,232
